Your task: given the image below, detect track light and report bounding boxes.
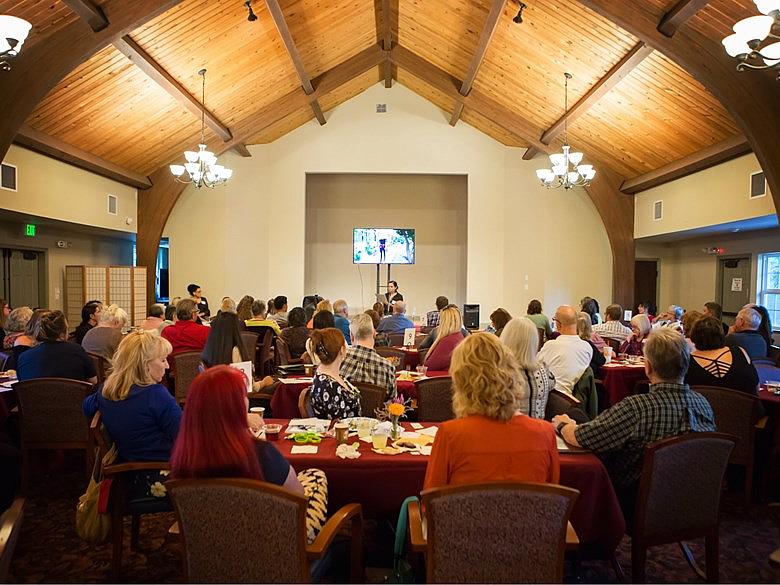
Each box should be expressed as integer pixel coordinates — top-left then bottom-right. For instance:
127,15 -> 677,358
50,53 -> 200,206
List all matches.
513,2 -> 527,24
244,0 -> 257,21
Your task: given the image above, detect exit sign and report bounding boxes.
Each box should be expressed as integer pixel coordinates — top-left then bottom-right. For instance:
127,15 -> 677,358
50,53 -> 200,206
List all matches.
25,224 -> 36,237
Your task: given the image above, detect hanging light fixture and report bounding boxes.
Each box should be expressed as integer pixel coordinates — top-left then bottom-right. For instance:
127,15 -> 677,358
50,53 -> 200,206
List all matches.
0,15 -> 32,71
170,69 -> 233,188
721,0 -> 780,80
535,73 -> 596,190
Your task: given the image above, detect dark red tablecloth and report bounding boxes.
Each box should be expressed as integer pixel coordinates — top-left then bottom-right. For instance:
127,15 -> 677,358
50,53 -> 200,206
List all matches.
759,388 -> 780,453
270,419 -> 625,552
600,364 -> 648,407
391,347 -> 420,369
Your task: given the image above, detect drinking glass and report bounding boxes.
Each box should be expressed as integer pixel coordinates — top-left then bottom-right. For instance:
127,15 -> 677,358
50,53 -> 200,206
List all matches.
357,419 -> 372,439
371,429 -> 389,449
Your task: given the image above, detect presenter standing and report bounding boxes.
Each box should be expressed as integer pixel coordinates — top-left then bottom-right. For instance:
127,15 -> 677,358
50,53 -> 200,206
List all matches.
384,280 -> 404,315
187,284 -> 211,320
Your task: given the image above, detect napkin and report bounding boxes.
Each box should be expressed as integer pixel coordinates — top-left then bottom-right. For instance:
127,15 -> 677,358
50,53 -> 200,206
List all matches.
420,446 -> 432,456
336,444 -> 361,459
290,445 -> 318,454
419,426 -> 438,437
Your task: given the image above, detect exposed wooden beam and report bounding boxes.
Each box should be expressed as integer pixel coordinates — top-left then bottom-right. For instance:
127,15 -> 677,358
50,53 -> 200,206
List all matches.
14,125 -> 152,189
522,42 -> 654,160
620,134 -> 751,194
450,0 -> 507,126
62,0 -> 108,32
232,143 -> 252,158
378,0 -> 399,87
658,0 -> 710,37
264,0 -> 327,125
113,35 -> 233,142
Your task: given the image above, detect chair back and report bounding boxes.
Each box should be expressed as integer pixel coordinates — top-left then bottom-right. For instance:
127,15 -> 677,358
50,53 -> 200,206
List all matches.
544,389 -> 581,421
298,386 -> 314,417
691,385 -> 759,466
173,352 -> 202,404
606,338 -> 622,352
0,498 -> 25,582
274,336 -> 293,367
634,432 -> 735,542
375,347 -> 407,371
86,351 -> 108,384
571,367 -> 598,419
414,334 -> 427,348
89,411 -> 112,461
417,348 -> 428,364
415,376 -> 454,422
387,333 -> 405,347
420,326 -> 435,334
422,482 -> 578,583
252,327 -> 276,377
239,332 -> 258,365
15,378 -> 94,446
0,351 -> 10,371
353,382 -> 387,418
168,478 -> 310,583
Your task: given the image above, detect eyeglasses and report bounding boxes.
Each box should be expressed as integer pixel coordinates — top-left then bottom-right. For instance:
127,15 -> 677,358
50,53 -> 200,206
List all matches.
552,317 -> 561,324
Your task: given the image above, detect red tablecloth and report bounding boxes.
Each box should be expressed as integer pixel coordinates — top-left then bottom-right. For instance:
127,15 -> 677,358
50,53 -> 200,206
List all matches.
599,363 -> 648,407
270,419 -> 625,552
391,347 -> 420,369
759,389 -> 780,453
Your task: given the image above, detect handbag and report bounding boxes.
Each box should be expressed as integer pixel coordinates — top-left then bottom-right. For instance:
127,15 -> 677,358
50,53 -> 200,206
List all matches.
75,444 -> 117,543
388,496 -> 419,583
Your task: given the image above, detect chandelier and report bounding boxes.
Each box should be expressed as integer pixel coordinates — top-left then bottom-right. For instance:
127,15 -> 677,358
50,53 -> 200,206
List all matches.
0,15 -> 32,71
721,1 -> 780,80
170,69 -> 233,188
535,73 -> 596,190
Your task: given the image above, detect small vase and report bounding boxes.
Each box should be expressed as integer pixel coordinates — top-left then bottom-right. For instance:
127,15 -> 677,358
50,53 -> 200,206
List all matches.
391,417 -> 401,440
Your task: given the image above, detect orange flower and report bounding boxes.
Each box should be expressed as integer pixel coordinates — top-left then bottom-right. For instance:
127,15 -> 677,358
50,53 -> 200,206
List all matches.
388,403 -> 406,417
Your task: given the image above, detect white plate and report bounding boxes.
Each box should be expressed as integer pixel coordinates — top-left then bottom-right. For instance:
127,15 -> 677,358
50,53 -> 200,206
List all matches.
340,417 -> 380,430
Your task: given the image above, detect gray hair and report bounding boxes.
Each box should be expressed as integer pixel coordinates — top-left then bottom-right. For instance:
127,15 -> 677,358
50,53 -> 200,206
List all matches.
738,307 -> 761,330
5,306 -> 32,333
643,328 -> 690,383
349,313 -> 374,341
393,301 -> 407,315
499,317 -> 540,371
99,304 -> 129,327
333,299 -> 348,316
576,312 -> 593,341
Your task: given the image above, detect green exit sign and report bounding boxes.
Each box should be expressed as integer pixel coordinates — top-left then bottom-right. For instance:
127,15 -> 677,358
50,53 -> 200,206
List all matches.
25,224 -> 36,237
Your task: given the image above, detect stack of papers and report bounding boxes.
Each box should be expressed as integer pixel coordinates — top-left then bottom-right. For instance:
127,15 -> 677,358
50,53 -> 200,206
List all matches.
286,418 -> 330,434
278,377 -> 314,384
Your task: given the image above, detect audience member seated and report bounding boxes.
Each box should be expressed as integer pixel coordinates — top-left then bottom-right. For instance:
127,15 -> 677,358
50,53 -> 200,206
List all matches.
161,299 -> 211,356
162,304 -> 176,330
747,303 -> 773,354
686,316 -> 759,397
2,307 -> 32,350
488,308 -> 512,336
424,333 -> 558,490
307,299 -> 333,329
332,299 -> 352,344
187,283 -> 210,319
637,300 -> 656,321
554,328 -> 715,519
703,301 -> 729,336
364,309 -> 382,331
580,296 -> 602,325
17,310 -> 97,384
681,310 -> 704,348
537,305 -> 592,395
201,312 -> 251,367
312,310 -> 336,330
726,306 -> 768,359
376,301 -> 414,335
372,302 -> 386,320
0,298 -> 8,347
576,312 -> 606,377
281,307 -> 310,359
426,295 -> 449,327
73,300 -> 102,344
525,299 -> 552,338
340,314 -> 397,399
308,328 -> 361,419
653,304 -> 684,332
501,317 -> 555,418
219,297 -> 237,314
5,308 -> 43,370
618,313 -> 652,356
245,300 -> 281,335
140,304 -> 166,333
424,306 -> 464,371
593,303 -> 632,343
81,304 -> 128,362
269,295 -> 289,327
236,295 -> 254,322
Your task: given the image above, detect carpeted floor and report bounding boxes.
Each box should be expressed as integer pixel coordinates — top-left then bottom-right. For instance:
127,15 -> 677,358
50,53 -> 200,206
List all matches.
7,453 -> 780,583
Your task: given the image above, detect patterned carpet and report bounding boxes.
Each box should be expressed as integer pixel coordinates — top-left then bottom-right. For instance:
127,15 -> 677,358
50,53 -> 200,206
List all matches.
7,453 -> 780,583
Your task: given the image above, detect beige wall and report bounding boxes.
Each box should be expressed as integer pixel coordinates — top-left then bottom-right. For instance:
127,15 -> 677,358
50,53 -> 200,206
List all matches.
1,145 -> 137,233
166,83 -> 613,322
304,174 -> 467,314
634,154 -> 775,239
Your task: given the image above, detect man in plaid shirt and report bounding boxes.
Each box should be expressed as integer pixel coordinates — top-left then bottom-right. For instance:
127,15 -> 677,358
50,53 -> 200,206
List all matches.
339,313 -> 397,399
554,328 -> 715,519
425,296 -> 449,328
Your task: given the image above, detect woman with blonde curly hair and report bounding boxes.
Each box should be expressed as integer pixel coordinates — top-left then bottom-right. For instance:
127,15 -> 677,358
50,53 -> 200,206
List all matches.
423,333 -> 559,490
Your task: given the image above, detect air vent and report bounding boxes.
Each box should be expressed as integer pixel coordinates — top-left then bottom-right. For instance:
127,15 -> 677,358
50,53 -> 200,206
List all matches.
376,103 -> 387,113
107,194 -> 118,215
1,163 -> 17,191
750,171 -> 766,198
653,200 -> 663,221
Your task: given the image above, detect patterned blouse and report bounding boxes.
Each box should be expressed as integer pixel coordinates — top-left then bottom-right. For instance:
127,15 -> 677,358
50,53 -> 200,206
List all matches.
309,373 -> 362,420
521,364 -> 556,419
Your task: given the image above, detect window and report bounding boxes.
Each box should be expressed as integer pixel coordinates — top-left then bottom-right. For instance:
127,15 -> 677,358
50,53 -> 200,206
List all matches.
757,252 -> 780,331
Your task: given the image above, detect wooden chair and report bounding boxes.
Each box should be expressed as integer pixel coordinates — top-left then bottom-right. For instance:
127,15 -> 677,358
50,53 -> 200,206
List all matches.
352,382 -> 387,418
691,385 -> 764,505
623,432 -> 736,583
415,377 -> 454,422
239,331 -> 258,366
387,333 -> 405,347
167,478 -> 364,583
408,482 -> 579,583
172,352 -> 202,405
86,351 -> 108,384
414,334 -> 428,348
375,347 -> 408,371
420,326 -> 435,335
251,327 -> 276,377
14,377 -> 95,493
544,389 -> 582,421
90,412 -> 171,581
298,386 -> 314,418
275,336 -> 303,367
0,498 -> 25,583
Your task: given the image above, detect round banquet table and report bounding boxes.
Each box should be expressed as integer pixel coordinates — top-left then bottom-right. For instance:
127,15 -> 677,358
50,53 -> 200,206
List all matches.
599,362 -> 648,407
269,418 -> 625,553
267,371 -> 449,418
391,346 -> 420,369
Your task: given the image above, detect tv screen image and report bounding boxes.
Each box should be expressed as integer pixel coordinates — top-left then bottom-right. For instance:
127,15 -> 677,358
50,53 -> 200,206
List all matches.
353,228 -> 415,265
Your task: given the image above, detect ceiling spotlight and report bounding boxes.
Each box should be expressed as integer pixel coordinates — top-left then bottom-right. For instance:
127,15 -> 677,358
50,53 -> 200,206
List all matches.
513,2 -> 527,24
244,0 -> 257,22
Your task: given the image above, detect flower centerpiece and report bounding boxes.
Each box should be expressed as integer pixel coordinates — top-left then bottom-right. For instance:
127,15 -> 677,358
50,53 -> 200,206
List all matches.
377,396 -> 411,440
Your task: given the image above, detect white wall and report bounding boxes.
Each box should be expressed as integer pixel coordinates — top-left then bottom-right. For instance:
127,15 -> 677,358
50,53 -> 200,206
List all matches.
166,83 -> 612,321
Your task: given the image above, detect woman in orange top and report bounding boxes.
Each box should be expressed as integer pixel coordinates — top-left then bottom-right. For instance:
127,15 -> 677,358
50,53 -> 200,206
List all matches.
423,332 -> 559,490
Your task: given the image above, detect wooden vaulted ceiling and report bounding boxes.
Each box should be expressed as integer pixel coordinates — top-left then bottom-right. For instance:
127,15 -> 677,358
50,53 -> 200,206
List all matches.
3,0 -> 758,188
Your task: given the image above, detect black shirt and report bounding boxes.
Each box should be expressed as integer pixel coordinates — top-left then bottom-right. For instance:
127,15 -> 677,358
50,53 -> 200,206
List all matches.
196,297 -> 211,318
17,341 -> 97,382
74,322 -> 93,344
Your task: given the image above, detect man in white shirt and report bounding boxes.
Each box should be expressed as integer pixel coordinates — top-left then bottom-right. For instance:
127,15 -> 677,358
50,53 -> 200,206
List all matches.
538,305 -> 593,395
593,303 -> 632,343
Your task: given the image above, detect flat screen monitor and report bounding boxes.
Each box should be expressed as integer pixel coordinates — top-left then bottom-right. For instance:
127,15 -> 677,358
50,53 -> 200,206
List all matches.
353,228 -> 415,264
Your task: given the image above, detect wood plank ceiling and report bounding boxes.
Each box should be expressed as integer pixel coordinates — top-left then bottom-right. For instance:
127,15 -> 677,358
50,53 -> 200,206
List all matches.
9,0 -> 752,187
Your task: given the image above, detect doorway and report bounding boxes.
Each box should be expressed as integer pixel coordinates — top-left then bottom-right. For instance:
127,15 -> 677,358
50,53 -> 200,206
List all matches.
634,260 -> 658,315
0,248 -> 45,309
717,256 -> 751,327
